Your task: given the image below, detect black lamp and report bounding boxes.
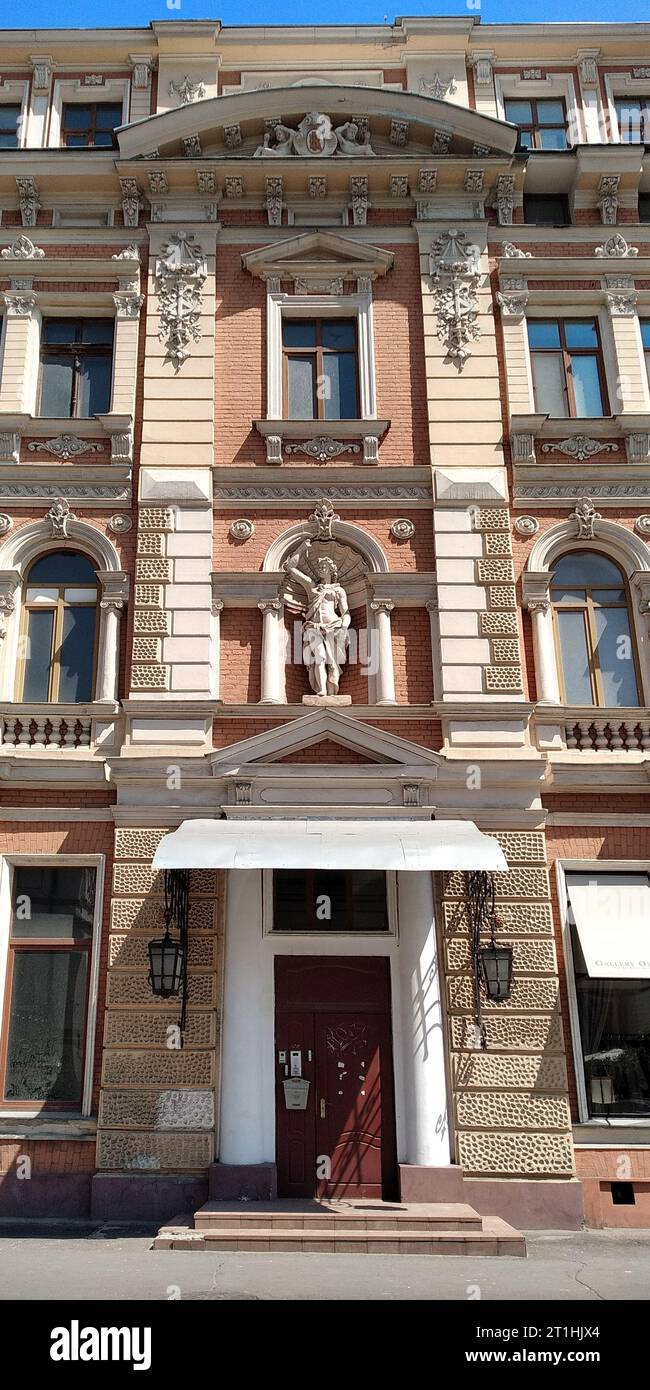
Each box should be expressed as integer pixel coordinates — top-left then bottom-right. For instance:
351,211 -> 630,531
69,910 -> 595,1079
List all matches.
479,943 -> 514,1003
148,929 -> 185,998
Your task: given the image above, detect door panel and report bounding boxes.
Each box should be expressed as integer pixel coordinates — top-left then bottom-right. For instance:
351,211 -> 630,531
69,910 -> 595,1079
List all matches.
275,957 -> 397,1200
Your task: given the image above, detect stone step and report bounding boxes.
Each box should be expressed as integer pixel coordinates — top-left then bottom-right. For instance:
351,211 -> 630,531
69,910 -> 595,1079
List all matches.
193,1200 -> 484,1234
153,1215 -> 525,1256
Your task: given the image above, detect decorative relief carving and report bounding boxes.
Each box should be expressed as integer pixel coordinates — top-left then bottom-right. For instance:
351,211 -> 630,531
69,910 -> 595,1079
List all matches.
625,434 -> 650,465
229,518 -> 255,541
169,76 -> 206,105
28,435 -> 104,461
46,497 -> 75,538
595,233 -> 638,258
224,176 -> 244,199
285,438 -> 361,462
389,119 -> 409,147
215,483 -> 430,502
470,53 -> 494,86
308,176 -> 327,199
389,175 -> 409,199
294,277 -> 344,295
1,235 -> 44,259
635,515 -> 650,535
501,242 -> 532,259
265,176 -> 283,226
16,177 -> 40,227
148,170 -> 168,195
112,243 -> 141,262
431,129 -> 452,154
493,175 -> 515,226
464,168 -> 484,193
429,227 -> 481,369
419,72 -> 457,100
119,177 -> 141,229
350,175 -> 369,226
197,171 -> 217,195
256,112 -> 375,158
598,174 -> 619,225
418,169 -> 437,194
541,436 -> 618,462
572,495 -> 602,539
154,230 -> 207,372
0,513 -> 12,535
390,518 -> 415,541
514,515 -> 539,536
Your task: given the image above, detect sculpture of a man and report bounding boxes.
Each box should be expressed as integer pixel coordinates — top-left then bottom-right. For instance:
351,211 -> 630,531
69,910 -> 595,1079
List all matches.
284,541 -> 351,696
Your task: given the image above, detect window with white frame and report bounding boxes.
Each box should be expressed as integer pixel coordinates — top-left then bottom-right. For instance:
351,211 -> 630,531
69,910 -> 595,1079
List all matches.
48,80 -> 129,150
641,319 -> 650,387
527,317 -> 608,417
0,104 -> 21,149
38,316 -> 114,418
282,318 -> 359,420
551,550 -> 641,707
564,869 -> 650,1120
613,95 -> 650,143
18,551 -> 100,703
0,860 -> 103,1111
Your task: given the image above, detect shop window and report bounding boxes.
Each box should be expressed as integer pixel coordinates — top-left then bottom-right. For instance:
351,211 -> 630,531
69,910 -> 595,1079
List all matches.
18,551 -> 99,703
614,97 -> 650,144
504,97 -> 568,150
39,317 -> 114,418
523,194 -> 570,225
565,871 -> 650,1119
282,318 -> 359,421
273,869 -> 388,932
61,102 -> 122,148
1,864 -> 97,1107
0,105 -> 21,149
528,318 -> 607,417
551,551 -> 640,707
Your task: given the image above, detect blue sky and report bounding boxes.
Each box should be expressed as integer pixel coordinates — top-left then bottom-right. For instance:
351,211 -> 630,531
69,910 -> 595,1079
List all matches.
2,1 -> 650,30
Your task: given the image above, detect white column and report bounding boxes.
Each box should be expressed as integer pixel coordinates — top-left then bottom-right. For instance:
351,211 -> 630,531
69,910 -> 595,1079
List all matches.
528,600 -> 561,705
0,291 -> 40,414
211,598 -> 223,701
370,599 -> 396,705
96,599 -> 123,702
426,598 -> 442,702
397,871 -> 450,1166
219,869 -> 275,1164
259,599 -> 285,704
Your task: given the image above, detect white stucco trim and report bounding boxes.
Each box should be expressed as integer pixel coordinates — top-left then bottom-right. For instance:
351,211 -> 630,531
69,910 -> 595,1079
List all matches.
494,71 -> 583,145
0,82 -> 30,149
266,284 -> 377,421
48,78 -> 130,149
0,852 -> 105,1117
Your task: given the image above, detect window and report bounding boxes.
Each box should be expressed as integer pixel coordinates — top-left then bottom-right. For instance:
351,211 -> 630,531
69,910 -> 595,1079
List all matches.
273,870 -> 388,932
523,194 -> 570,226
565,870 -> 650,1119
614,97 -> 650,144
18,552 -> 99,703
639,194 -> 650,222
282,319 -> 359,420
1,865 -> 96,1107
61,102 -> 121,148
551,551 -> 640,707
641,320 -> 650,387
0,105 -> 21,149
504,97 -> 568,150
528,318 -> 607,417
39,317 -> 114,418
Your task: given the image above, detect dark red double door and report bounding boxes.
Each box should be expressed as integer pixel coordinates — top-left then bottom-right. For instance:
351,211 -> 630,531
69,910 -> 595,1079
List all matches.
275,957 -> 397,1199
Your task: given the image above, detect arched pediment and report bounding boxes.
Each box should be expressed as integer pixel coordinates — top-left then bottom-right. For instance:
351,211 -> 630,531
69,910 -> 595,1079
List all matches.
116,84 -> 517,162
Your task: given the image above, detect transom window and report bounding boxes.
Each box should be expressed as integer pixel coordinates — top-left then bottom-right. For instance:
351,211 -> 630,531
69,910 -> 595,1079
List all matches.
61,102 -> 122,148
39,317 -> 114,419
504,97 -> 568,150
614,97 -> 650,144
528,318 -> 607,417
641,320 -> 650,387
523,194 -> 570,226
18,552 -> 99,704
551,551 -> 640,707
282,318 -> 359,420
0,105 -> 21,149
1,865 -> 96,1107
273,870 -> 388,932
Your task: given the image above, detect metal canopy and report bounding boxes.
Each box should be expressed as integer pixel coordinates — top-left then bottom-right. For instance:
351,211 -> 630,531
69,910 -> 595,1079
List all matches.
152,818 -> 508,873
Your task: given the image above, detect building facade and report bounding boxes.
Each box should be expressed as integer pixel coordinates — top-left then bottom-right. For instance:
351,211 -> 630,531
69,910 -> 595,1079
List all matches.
0,17 -> 649,1232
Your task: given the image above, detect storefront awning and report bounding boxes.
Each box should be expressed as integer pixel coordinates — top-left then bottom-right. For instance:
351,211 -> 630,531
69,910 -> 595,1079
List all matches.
152,818 -> 508,873
567,872 -> 650,979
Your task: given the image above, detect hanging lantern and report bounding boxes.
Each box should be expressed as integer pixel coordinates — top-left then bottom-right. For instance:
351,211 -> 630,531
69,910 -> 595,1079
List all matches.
148,929 -> 185,998
479,942 -> 514,1003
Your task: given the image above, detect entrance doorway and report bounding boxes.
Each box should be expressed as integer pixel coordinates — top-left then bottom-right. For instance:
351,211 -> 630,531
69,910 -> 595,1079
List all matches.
274,956 -> 397,1199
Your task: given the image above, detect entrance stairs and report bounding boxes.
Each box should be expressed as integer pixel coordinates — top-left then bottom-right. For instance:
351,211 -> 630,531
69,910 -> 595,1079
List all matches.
153,1198 -> 526,1255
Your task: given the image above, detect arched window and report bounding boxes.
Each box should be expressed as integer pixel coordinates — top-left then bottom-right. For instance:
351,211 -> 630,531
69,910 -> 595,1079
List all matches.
551,551 -> 641,707
18,552 -> 99,703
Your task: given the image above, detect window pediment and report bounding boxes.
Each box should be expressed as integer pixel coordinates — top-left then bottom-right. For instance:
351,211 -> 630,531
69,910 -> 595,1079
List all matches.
242,231 -> 393,285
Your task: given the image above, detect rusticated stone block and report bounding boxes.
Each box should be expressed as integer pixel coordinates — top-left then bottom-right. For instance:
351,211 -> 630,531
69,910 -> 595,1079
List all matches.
452,1051 -> 568,1092
97,1131 -> 212,1171
474,506 -> 510,531
486,584 -> 517,611
115,828 -> 168,861
484,664 -> 524,693
113,864 -> 163,896
109,933 -> 218,970
102,1050 -> 215,1087
477,557 -> 515,584
457,1130 -> 574,1177
136,557 -> 173,582
489,831 -> 546,864
447,973 -> 559,1014
132,636 -> 162,663
443,866 -> 549,901
445,937 -> 556,974
480,611 -> 518,635
99,1089 -> 215,1132
137,531 -> 165,556
131,663 -> 170,691
443,899 -> 553,936
491,638 -> 521,664
450,1012 -> 564,1052
485,532 -> 511,556
134,584 -> 164,607
108,970 -> 217,1007
104,1010 -> 216,1049
133,609 -> 172,635
456,1092 -> 571,1131
139,506 -> 174,531
110,897 -> 216,933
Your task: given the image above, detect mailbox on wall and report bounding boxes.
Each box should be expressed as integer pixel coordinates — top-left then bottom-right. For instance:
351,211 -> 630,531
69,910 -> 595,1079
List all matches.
283,1078 -> 310,1110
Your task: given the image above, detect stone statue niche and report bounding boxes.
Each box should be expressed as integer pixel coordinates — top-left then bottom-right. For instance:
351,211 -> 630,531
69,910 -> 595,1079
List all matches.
282,536 -> 367,700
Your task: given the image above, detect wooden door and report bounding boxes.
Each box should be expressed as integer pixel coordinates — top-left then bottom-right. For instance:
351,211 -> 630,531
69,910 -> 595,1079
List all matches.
274,957 -> 397,1200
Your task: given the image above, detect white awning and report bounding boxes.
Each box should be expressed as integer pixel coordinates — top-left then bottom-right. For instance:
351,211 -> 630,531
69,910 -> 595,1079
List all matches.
152,818 -> 507,873
567,872 -> 650,979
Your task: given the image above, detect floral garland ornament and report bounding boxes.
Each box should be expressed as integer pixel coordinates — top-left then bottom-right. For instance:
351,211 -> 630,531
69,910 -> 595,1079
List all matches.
429,228 -> 481,370
154,231 -> 207,372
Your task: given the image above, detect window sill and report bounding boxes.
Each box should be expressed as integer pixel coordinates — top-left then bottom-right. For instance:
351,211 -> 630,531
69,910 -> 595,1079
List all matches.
0,411 -> 133,467
253,417 -> 390,464
510,411 -> 650,474
0,1113 -> 97,1141
574,1121 -> 650,1147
